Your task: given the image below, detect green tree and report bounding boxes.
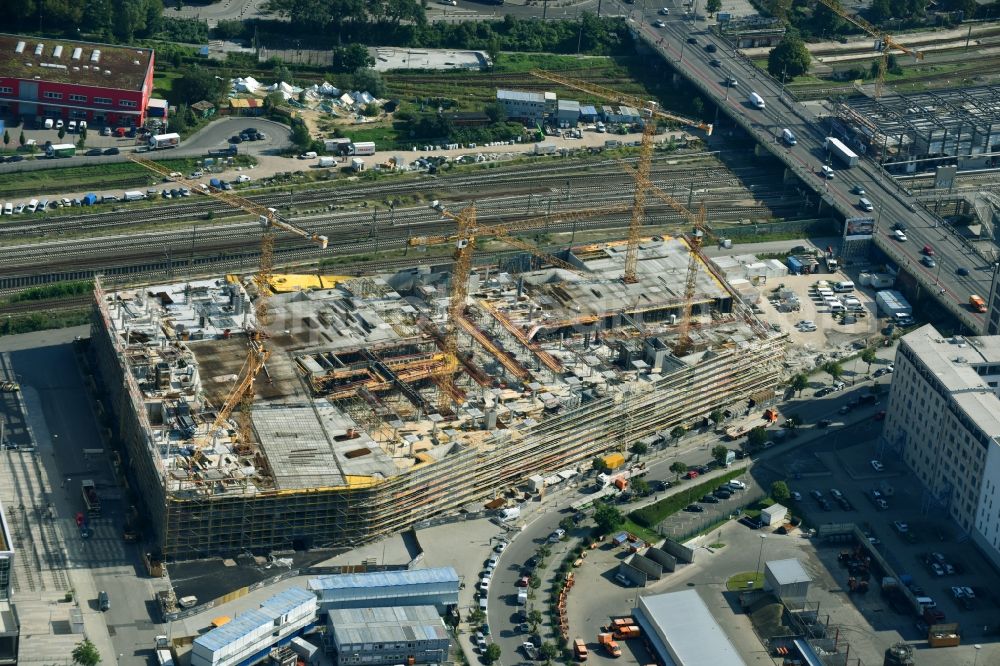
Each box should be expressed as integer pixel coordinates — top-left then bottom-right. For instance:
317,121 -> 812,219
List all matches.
529,575 -> 541,590
746,426 -> 769,450
2,129 -> 9,150
861,348 -> 877,374
58,127 -> 66,141
332,44 -> 374,73
592,501 -> 624,534
484,102 -> 506,124
791,373 -> 808,396
352,68 -> 386,97
669,461 -> 687,480
72,638 -> 101,666
213,19 -> 245,40
630,441 -> 648,459
868,0 -> 892,22
823,361 -> 844,381
632,477 -> 651,497
18,130 -> 25,147
592,456 -> 610,474
812,3 -> 846,36
291,121 -> 312,151
484,643 -> 502,664
770,480 -> 791,503
559,516 -> 575,532
173,65 -> 228,105
539,642 -> 560,665
528,609 -> 543,629
486,36 -> 501,68
711,445 -> 730,466
79,126 -> 87,143
706,0 -> 722,16
710,409 -> 725,425
670,425 -> 686,442
468,608 -> 485,624
767,32 -> 811,79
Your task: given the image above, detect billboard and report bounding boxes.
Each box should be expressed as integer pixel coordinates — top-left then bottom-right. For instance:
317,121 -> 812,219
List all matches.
844,217 -> 875,240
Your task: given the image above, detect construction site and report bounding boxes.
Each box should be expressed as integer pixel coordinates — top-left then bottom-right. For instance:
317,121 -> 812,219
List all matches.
91,225 -> 786,559
86,72 -> 786,560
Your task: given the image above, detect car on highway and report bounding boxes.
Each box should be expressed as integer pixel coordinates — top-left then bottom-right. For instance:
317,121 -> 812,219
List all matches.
871,459 -> 885,472
921,255 -> 936,268
851,185 -> 866,195
922,244 -> 934,255
659,6 -> 670,13
893,229 -> 908,242
817,419 -> 832,428
654,19 -> 666,27
726,76 -> 738,87
956,266 -> 969,276
858,197 -> 874,212
710,58 -> 722,66
687,37 -> 697,44
820,165 -> 835,179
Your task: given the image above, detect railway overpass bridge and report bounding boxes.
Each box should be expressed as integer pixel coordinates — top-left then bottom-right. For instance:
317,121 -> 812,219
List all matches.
630,9 -> 996,333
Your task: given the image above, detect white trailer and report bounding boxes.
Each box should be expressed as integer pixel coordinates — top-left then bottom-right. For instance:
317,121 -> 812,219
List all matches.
824,137 -> 859,167
148,133 -> 180,150
123,190 -> 145,201
349,141 -> 376,156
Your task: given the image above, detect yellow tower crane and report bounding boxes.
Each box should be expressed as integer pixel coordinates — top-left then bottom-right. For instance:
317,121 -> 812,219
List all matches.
816,0 -> 923,98
128,155 -> 329,448
530,69 -> 712,284
620,163 -> 710,353
411,201 -> 633,372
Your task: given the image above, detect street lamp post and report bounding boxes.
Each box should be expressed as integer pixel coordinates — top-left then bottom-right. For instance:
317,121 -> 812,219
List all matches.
973,644 -> 982,666
754,534 -> 768,578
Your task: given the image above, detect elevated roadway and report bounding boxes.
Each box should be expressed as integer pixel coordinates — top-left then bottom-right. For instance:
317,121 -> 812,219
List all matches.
629,5 -> 994,332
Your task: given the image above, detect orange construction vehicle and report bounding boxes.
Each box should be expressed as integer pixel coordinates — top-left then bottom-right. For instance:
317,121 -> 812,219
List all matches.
970,295 -> 987,313
573,638 -> 588,661
598,633 -> 621,657
614,625 -> 641,640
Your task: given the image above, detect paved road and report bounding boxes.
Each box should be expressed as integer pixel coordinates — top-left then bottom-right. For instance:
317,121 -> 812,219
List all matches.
0,118 -> 292,175
484,347 -> 895,663
629,9 -> 995,333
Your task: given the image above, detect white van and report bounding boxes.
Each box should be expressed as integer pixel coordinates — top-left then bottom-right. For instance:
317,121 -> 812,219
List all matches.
748,92 -> 765,109
833,281 -> 855,293
44,118 -> 54,129
27,199 -> 39,213
299,151 -> 318,160
916,596 -> 936,608
2,203 -> 11,215
858,197 -> 874,212
782,128 -> 797,145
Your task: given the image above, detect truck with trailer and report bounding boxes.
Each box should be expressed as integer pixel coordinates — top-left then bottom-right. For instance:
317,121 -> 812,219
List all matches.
148,133 -> 180,150
208,145 -> 237,157
46,143 -> 76,158
597,633 -> 621,657
597,462 -> 646,489
824,137 -> 859,167
81,479 -> 101,515
349,141 -> 376,156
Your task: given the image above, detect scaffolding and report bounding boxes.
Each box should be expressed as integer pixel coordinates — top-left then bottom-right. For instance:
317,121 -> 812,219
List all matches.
839,85 -> 1000,172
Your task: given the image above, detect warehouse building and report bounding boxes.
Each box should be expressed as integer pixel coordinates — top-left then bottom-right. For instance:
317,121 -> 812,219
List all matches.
496,89 -> 553,124
0,33 -> 158,127
884,324 -> 1000,568
307,568 -> 459,613
0,500 -> 18,665
190,587 -> 317,666
633,590 -> 746,666
555,100 -> 580,127
326,605 -> 449,666
91,235 -> 785,559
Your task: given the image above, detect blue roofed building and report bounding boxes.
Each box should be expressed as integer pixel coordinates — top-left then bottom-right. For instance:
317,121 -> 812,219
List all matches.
307,567 -> 459,613
326,605 -> 450,665
190,587 -> 317,666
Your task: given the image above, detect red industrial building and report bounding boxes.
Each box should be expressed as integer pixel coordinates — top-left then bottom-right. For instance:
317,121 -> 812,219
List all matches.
0,33 -> 162,128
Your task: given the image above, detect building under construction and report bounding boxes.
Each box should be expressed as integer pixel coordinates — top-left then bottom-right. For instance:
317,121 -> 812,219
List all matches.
92,235 -> 787,559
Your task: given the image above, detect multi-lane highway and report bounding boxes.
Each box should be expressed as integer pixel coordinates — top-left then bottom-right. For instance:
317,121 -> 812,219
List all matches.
627,2 -> 996,332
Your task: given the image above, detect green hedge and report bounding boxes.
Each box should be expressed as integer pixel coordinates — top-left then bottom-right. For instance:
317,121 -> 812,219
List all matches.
629,466 -> 748,528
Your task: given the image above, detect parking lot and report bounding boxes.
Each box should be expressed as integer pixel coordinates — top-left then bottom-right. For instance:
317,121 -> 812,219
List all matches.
751,417 -> 1000,664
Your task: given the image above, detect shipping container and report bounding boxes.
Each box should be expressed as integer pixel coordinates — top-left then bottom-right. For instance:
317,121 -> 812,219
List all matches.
349,141 -> 376,156
824,137 -> 859,167
876,290 -> 912,318
47,143 -> 76,158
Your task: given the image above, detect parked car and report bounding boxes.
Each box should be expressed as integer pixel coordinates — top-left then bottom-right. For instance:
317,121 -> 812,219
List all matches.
684,504 -> 704,513
103,147 -> 119,155
85,148 -> 103,156
700,494 -> 720,504
871,460 -> 885,472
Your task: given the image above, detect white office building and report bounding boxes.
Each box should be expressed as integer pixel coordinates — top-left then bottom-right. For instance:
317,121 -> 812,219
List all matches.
884,325 -> 1000,567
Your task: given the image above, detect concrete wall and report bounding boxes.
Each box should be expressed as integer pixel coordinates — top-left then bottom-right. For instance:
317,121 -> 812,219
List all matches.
627,554 -> 663,581
617,562 -> 648,587
645,548 -> 677,573
659,538 -> 695,564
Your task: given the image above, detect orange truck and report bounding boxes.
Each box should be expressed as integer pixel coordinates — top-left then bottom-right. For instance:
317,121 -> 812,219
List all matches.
598,633 -> 621,657
970,295 -> 987,313
573,638 -> 588,661
614,625 -> 641,640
